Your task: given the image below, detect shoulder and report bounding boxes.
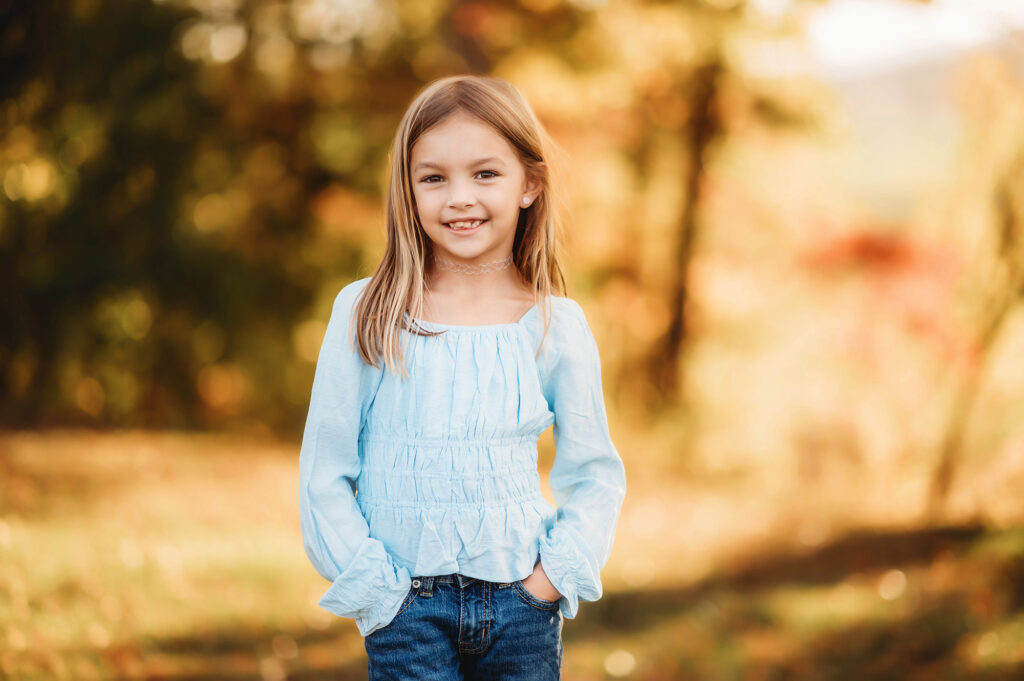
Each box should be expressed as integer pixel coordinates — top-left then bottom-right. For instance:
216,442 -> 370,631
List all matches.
535,295 -> 598,362
320,278 -> 380,369
545,295 -> 592,336
333,277 -> 372,312
548,294 -> 585,317
337,276 -> 372,300
536,296 -> 605,393
324,277 -> 373,343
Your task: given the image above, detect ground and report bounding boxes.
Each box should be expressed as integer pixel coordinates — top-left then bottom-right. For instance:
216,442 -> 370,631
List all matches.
1,430 -> 1022,680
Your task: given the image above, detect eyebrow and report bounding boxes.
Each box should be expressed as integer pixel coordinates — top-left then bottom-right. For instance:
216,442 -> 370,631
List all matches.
413,157 -> 506,171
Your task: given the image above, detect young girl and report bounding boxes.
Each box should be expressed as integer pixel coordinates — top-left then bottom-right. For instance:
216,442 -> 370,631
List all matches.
299,75 -> 626,679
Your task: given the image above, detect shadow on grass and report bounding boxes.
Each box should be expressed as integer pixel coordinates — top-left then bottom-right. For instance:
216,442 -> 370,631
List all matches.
99,625 -> 369,681
104,524 -> 1021,681
769,596 -> 1024,681
143,625 -> 342,655
567,523 -> 1024,680
137,664 -> 366,681
576,524 -> 989,635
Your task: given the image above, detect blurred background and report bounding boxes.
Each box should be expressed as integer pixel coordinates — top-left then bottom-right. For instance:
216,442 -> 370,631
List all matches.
3,0 -> 1024,678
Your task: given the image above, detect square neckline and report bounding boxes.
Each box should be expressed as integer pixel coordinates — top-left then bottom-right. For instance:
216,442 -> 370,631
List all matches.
405,302 -> 539,332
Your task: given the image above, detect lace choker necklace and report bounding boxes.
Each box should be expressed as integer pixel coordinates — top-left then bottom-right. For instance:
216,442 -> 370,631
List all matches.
433,253 -> 514,275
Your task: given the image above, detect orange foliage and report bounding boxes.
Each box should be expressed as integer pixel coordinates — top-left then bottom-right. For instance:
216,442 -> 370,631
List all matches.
799,227 -> 976,368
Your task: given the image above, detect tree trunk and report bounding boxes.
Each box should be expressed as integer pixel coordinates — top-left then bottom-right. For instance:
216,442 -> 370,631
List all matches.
653,57 -> 722,403
926,168 -> 1024,519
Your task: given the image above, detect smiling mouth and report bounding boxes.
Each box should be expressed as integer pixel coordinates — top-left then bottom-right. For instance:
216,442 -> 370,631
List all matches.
445,219 -> 486,231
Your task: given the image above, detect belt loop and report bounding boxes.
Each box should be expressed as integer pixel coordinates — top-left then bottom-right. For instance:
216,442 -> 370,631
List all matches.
422,576 -> 434,598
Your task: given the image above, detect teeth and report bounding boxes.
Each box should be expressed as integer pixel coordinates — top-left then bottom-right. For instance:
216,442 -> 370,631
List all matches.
447,220 -> 483,230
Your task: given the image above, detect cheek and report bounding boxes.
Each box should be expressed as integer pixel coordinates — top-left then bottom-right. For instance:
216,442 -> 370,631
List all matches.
411,190 -> 435,219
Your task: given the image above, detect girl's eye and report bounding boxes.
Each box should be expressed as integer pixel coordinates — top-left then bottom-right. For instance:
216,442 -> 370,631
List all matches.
420,175 -> 443,184
476,170 -> 498,179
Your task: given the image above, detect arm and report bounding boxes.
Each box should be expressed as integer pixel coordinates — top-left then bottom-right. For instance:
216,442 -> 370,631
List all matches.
298,281 -> 411,636
537,300 -> 627,618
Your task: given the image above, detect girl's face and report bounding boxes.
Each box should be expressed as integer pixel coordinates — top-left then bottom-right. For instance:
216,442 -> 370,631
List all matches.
410,110 -> 540,267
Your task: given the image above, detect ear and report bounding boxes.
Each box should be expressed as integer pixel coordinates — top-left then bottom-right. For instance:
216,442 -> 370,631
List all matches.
521,165 -> 545,208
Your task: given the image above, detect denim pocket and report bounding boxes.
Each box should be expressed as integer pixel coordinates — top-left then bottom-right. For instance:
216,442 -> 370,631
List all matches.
394,583 -> 419,617
512,579 -> 560,610
373,583 -> 419,635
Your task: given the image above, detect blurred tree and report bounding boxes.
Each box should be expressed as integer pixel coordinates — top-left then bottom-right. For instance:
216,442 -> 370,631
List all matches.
928,121 -> 1024,518
572,0 -> 829,414
2,0 -> 931,437
1,0 -> 323,431
0,0 -> 601,432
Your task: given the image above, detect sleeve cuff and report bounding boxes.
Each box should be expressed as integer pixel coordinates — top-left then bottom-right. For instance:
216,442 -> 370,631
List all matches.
539,526 -> 602,620
316,537 -> 411,636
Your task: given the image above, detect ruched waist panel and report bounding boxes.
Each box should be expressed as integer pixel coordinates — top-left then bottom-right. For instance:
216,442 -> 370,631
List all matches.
356,434 -> 545,507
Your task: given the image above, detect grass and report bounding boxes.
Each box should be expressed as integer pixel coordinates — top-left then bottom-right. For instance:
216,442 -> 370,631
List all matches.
1,429 -> 1023,680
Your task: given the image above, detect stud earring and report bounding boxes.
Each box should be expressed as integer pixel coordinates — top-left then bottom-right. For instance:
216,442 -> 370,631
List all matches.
522,197 -> 532,207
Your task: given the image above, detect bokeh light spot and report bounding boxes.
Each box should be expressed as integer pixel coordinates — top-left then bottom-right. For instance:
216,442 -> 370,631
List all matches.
798,516 -> 830,547
260,656 -> 286,681
976,631 -> 998,657
75,377 -> 105,416
181,21 -> 214,61
604,649 -> 636,677
272,633 -> 299,659
197,364 -> 248,413
877,569 -> 907,601
121,295 -> 153,340
255,34 -> 295,77
4,159 -> 58,201
193,192 -> 232,233
210,23 -> 247,62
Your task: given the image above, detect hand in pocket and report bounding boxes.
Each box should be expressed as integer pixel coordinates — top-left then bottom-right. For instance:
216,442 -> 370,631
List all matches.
520,560 -> 562,603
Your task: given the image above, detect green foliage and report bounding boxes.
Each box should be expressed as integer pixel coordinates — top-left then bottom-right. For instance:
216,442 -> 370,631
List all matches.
2,0 -> 318,431
0,0 -> 603,433
0,0 -> 957,436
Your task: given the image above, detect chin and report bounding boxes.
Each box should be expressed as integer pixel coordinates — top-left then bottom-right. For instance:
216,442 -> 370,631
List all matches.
443,252 -> 487,263
434,243 -> 494,260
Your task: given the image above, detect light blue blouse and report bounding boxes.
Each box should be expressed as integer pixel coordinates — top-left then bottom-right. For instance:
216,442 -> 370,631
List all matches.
299,277 -> 626,636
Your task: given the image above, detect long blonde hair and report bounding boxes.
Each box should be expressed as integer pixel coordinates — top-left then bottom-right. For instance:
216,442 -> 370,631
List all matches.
353,75 -> 566,375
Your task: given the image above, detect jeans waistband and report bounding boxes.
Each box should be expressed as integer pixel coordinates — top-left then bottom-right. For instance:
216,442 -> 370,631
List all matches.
421,574 -> 475,587
423,574 -> 452,582
414,574 -> 515,596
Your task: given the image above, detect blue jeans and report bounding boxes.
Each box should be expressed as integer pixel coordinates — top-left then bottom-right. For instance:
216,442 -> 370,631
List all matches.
364,574 -> 563,680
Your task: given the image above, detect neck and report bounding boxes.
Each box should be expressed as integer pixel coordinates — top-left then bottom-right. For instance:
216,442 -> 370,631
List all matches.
425,257 -> 523,295
432,252 -> 514,275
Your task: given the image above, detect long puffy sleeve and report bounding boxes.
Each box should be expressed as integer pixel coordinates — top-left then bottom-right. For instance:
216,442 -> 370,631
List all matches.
298,281 -> 411,636
537,299 -> 627,619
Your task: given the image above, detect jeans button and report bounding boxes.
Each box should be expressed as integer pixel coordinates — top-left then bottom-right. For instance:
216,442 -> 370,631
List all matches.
411,579 -> 421,589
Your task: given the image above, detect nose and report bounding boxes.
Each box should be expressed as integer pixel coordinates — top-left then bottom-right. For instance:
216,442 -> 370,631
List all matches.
446,178 -> 477,208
